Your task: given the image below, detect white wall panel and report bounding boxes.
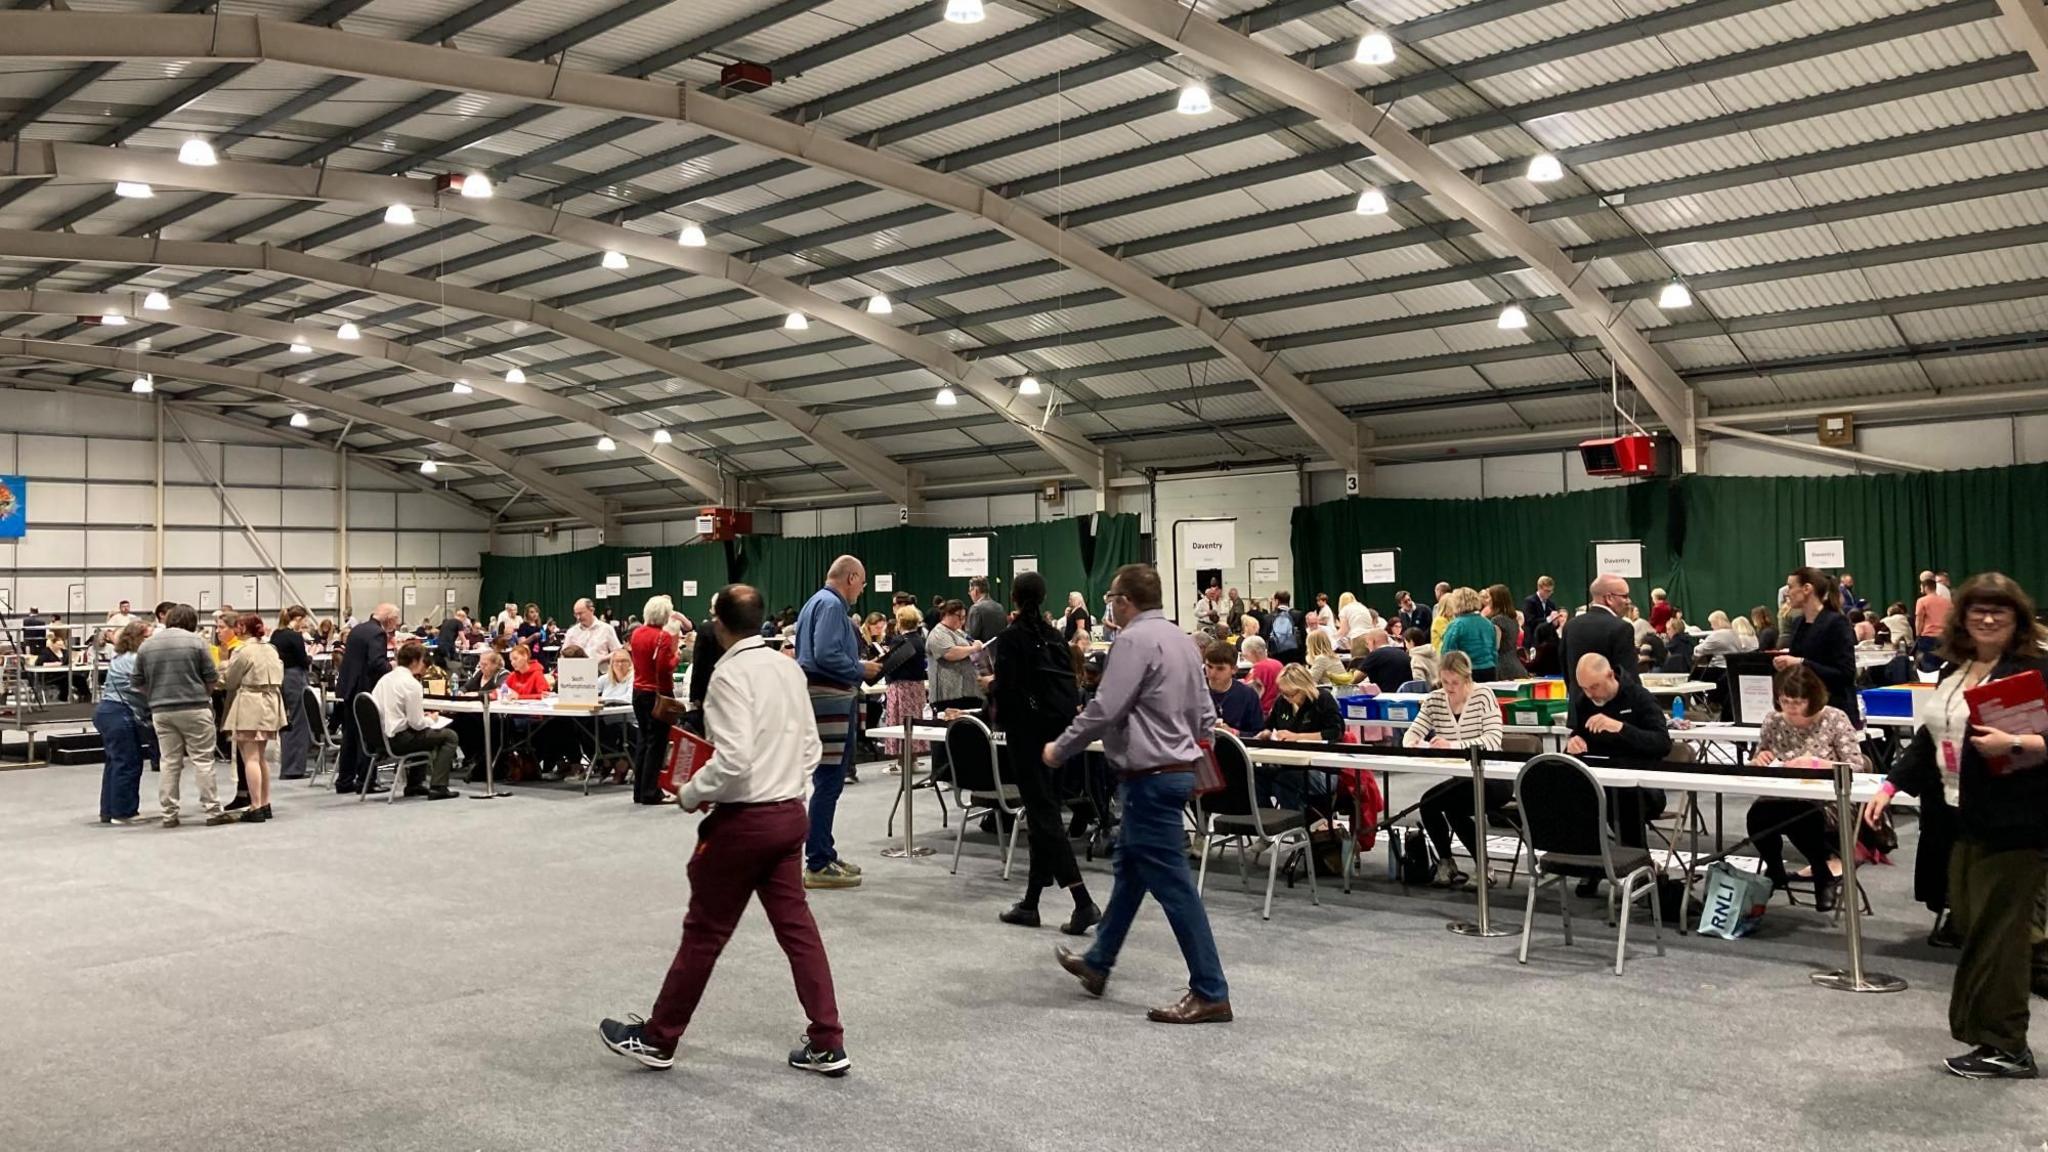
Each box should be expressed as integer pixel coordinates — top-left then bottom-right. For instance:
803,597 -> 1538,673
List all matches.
86,576 -> 142,611
85,484 -> 155,525
347,533 -> 396,568
532,531 -> 572,555
1374,459 -> 1482,499
281,488 -> 333,526
283,532 -> 335,570
29,481 -> 86,524
223,445 -> 281,486
164,531 -> 222,569
19,436 -> 85,480
1860,419 -> 2014,470
1483,453 -> 1567,497
617,523 -> 664,548
397,492 -> 483,531
346,460 -> 412,491
163,574 -> 221,610
86,529 -> 154,567
23,529 -> 85,570
346,490 -> 397,529
163,442 -> 221,485
16,576 -> 74,613
281,448 -> 334,486
165,489 -> 226,526
220,531 -> 285,572
854,503 -> 901,532
1706,441 -> 1853,478
438,533 -> 489,570
222,487 -> 283,528
88,439 -> 156,481
0,432 -> 16,472
2017,415 -> 2048,464
818,507 -> 857,536
394,530 -> 442,568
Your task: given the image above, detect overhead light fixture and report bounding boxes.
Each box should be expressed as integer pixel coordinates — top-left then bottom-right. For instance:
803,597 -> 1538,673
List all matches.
99,312 -> 126,326
1355,32 -> 1396,65
1176,83 -> 1212,115
1355,188 -> 1389,216
866,294 -> 893,315
943,0 -> 985,23
451,379 -> 473,395
142,290 -> 170,312
651,428 -> 673,445
935,386 -> 958,407
336,321 -> 360,341
1526,153 -> 1564,183
677,222 -> 706,247
130,373 -> 153,394
114,181 -> 153,199
504,366 -> 526,384
601,249 -> 628,270
289,338 -> 311,354
1498,304 -> 1529,330
383,203 -> 416,226
458,172 -> 493,199
783,311 -> 809,331
1018,374 -> 1041,397
1657,281 -> 1693,309
177,138 -> 218,167
420,459 -> 438,475
596,435 -> 617,453
289,411 -> 310,428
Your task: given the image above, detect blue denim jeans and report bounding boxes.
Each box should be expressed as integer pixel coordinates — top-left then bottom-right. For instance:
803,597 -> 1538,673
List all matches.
1086,770 -> 1229,1002
94,701 -> 144,821
805,694 -> 857,872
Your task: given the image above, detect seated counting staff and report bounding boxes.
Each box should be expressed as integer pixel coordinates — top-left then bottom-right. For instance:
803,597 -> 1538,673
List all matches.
1403,650 -> 1506,888
1564,653 -> 1671,851
1203,642 -> 1264,735
1239,635 -> 1282,713
369,641 -> 459,798
1256,664 -> 1340,814
1747,664 -> 1860,909
1356,628 -> 1412,694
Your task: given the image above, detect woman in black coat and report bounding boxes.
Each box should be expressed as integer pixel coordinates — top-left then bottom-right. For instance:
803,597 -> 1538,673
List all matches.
1864,573 -> 2048,1079
1777,566 -> 1861,728
986,572 -> 1099,934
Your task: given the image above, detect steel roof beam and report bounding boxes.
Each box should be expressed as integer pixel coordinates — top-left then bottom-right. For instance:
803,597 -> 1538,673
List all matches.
0,228 -> 917,505
0,335 -> 613,527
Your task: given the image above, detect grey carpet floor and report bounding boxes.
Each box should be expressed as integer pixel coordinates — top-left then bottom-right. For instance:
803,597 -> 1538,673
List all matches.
3,758 -> 2046,1152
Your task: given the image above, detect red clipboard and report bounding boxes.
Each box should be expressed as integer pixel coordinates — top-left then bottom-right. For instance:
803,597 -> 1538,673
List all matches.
662,727 -> 715,795
1965,669 -> 2048,775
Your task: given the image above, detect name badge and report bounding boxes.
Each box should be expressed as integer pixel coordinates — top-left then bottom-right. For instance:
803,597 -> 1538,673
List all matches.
1940,739 -> 1961,777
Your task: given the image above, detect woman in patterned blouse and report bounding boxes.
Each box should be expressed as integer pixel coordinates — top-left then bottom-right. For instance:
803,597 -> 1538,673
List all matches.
1746,663 -> 1862,909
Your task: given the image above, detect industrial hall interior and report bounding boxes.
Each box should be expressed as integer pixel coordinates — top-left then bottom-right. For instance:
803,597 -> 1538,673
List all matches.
9,0 -> 2048,1148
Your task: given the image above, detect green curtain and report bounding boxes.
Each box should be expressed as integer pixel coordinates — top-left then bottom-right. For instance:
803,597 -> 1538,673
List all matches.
1292,463 -> 2048,624
1086,512 -> 1144,604
478,542 -> 728,625
735,518 -> 1103,622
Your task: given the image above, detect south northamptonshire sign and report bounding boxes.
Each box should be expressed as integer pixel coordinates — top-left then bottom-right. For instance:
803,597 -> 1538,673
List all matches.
0,475 -> 22,538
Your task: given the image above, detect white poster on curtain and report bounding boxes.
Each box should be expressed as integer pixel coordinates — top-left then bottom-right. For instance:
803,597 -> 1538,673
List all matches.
874,574 -> 893,593
445,588 -> 458,606
604,576 -> 622,598
626,554 -> 654,590
1359,549 -> 1398,585
682,580 -> 698,597
1593,540 -> 1645,580
1802,538 -> 1846,569
401,586 -> 417,607
947,536 -> 989,578
1012,555 -> 1037,578
1178,519 -> 1236,571
594,583 -> 608,601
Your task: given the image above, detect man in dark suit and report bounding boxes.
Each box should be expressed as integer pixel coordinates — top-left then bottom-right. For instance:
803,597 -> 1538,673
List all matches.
1523,576 -> 1559,629
1560,574 -> 1638,703
334,603 -> 399,793
436,607 -> 468,671
1566,653 -> 1672,856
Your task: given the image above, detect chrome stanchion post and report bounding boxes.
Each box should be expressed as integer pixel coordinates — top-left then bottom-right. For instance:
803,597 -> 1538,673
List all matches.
1450,745 -> 1513,938
1811,759 -> 1903,993
470,688 -> 509,800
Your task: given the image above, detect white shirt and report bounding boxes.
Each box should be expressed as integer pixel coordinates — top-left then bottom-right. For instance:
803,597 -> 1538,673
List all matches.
370,665 -> 429,739
600,673 -> 633,704
681,636 -> 821,810
106,612 -> 135,629
562,619 -> 621,659
1339,601 -> 1378,637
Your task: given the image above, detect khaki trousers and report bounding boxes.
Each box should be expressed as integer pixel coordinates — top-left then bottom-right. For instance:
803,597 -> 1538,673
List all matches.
155,707 -> 220,818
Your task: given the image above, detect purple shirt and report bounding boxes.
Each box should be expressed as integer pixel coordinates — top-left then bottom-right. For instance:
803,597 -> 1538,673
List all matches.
1049,609 -> 1215,772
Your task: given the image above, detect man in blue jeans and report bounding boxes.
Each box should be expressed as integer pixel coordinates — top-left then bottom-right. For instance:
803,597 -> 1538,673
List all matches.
1045,562 -> 1232,1025
797,555 -> 880,890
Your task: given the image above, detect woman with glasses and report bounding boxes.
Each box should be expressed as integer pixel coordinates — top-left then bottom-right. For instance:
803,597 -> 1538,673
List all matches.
1864,574 -> 2048,1079
1745,664 -> 1861,908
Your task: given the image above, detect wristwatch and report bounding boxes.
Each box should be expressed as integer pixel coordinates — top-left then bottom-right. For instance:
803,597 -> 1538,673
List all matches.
2013,737 -> 2025,758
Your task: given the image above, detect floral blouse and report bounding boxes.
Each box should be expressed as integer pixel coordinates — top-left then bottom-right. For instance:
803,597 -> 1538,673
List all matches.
1757,705 -> 1860,768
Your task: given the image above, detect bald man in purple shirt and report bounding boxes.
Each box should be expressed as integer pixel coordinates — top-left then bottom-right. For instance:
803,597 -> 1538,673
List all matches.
1046,563 -> 1231,1026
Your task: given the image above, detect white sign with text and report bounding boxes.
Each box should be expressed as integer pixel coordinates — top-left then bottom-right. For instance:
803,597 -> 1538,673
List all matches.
555,657 -> 600,703
1593,540 -> 1645,580
626,554 -> 653,590
1802,538 -> 1846,569
947,537 -> 989,578
1359,550 -> 1397,585
1178,519 -> 1236,571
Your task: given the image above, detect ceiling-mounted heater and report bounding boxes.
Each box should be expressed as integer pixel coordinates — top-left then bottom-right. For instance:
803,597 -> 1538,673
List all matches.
1578,362 -> 1674,478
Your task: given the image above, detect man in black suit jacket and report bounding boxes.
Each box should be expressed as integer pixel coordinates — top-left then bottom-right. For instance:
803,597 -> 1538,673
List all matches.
1560,575 -> 1638,703
334,603 -> 398,793
1523,576 -> 1559,629
436,608 -> 468,671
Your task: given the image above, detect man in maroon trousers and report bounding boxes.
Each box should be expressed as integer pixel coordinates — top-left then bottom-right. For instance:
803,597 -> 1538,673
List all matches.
600,584 -> 849,1077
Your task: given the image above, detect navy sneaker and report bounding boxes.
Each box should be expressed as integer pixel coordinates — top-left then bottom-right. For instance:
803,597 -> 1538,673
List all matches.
1943,1045 -> 2037,1079
598,1016 -> 674,1070
787,1038 -> 851,1078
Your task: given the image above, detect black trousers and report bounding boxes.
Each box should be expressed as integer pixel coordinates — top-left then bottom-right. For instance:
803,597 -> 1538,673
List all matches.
335,692 -> 368,792
633,690 -> 671,804
1419,777 -> 1515,863
1004,733 -> 1081,898
1747,798 -> 1834,882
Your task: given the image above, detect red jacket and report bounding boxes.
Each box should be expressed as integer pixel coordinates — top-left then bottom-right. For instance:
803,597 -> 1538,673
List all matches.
503,663 -> 551,699
630,624 -> 677,695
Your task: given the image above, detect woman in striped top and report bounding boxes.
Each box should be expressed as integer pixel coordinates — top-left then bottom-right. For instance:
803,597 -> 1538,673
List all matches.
1402,650 -> 1507,888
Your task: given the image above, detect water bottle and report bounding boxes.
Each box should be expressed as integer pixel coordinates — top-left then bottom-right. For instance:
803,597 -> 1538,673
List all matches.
1671,695 -> 1685,723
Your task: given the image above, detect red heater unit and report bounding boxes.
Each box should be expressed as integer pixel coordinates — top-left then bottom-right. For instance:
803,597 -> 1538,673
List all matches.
719,61 -> 773,93
1578,434 -> 1672,478
693,508 -> 753,541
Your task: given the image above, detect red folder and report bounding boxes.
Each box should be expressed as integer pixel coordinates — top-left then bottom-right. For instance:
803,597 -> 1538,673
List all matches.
1965,669 -> 2048,775
662,727 -> 716,796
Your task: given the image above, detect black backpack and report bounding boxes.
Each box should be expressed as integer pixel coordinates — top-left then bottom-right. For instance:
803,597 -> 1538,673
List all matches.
999,626 -> 1080,736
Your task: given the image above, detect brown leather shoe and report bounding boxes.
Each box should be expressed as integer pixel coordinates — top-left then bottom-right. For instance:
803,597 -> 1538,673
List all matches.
1054,946 -> 1106,998
1147,992 -> 1233,1024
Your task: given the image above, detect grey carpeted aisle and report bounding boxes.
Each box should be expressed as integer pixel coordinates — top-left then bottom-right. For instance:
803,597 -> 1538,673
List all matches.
3,757 -> 2045,1152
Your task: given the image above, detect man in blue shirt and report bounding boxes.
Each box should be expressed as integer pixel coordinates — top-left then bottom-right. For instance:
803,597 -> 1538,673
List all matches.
796,555 -> 880,890
1203,641 -> 1263,734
